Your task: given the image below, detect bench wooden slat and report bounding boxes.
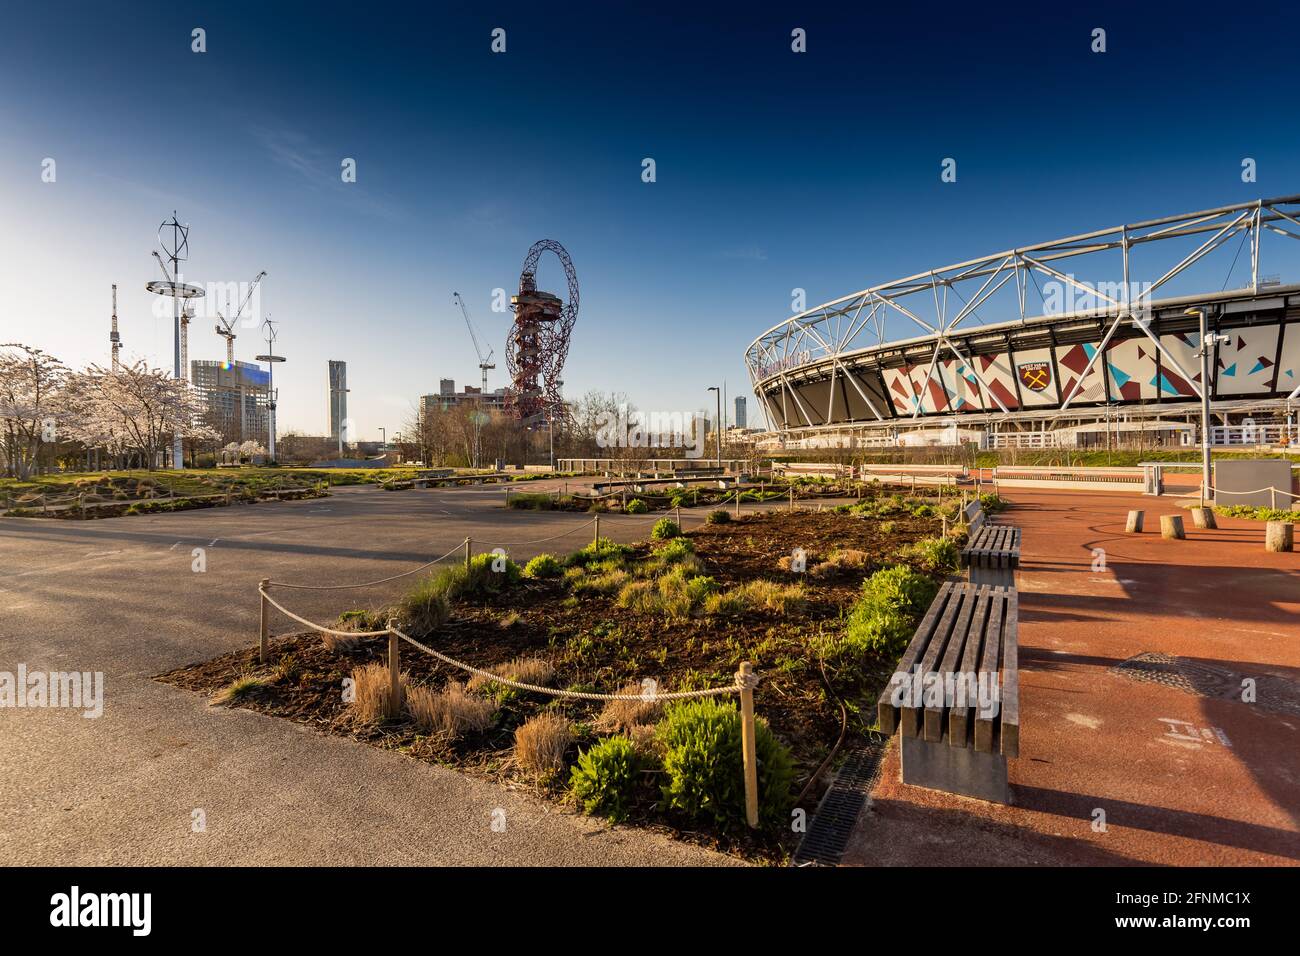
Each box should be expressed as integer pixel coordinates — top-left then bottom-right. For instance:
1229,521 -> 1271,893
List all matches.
876,581 -> 955,734
949,586 -> 992,749
974,588 -> 1006,754
1000,588 -> 1020,758
926,588 -> 979,742
905,588 -> 966,738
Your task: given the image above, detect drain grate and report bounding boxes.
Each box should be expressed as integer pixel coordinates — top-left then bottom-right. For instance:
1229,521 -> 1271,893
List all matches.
792,742 -> 885,867
1113,652 -> 1300,717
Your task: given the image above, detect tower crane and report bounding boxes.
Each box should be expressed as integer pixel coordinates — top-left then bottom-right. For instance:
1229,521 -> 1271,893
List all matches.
453,291 -> 495,393
215,270 -> 267,365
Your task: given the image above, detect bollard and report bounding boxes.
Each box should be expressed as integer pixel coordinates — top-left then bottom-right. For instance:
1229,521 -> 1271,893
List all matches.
464,537 -> 471,569
1125,510 -> 1144,533
386,628 -> 402,718
736,661 -> 759,830
1265,520 -> 1294,553
1160,514 -> 1185,540
1191,507 -> 1217,530
258,579 -> 270,662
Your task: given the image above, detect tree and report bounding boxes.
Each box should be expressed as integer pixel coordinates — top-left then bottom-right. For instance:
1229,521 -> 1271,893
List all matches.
63,362 -> 217,470
0,343 -> 67,478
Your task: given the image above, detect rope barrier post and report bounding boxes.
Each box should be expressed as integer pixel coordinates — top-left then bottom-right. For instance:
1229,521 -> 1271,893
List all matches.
593,512 -> 600,546
789,485 -> 794,511
258,579 -> 270,663
735,488 -> 741,517
737,661 -> 759,829
386,625 -> 401,719
1271,486 -> 1277,510
675,505 -> 681,527
464,536 -> 471,570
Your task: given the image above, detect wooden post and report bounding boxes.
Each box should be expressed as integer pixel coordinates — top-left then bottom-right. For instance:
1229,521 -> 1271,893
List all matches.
464,537 -> 471,569
737,662 -> 759,829
504,485 -> 509,507
735,488 -> 741,517
1125,510 -> 1144,533
593,512 -> 600,546
675,505 -> 681,526
258,579 -> 270,662
1160,514 -> 1185,540
1265,520 -> 1293,552
1271,487 -> 1278,510
386,628 -> 402,718
789,485 -> 794,511
1191,507 -> 1217,529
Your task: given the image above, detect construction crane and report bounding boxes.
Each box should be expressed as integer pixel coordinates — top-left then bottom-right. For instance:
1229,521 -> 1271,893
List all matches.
215,270 -> 267,365
453,291 -> 495,393
109,284 -> 122,370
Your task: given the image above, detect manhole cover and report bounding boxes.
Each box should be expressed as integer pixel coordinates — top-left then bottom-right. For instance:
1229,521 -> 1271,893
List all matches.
792,742 -> 884,867
1113,652 -> 1300,717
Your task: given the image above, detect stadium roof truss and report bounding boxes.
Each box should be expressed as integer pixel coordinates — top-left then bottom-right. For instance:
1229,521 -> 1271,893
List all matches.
746,196 -> 1300,430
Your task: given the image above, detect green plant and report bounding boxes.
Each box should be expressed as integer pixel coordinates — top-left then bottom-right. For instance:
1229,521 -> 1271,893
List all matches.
978,492 -> 1008,514
896,536 -> 960,574
210,672 -> 267,706
506,492 -> 555,510
393,576 -> 452,634
625,498 -> 649,514
569,735 -> 646,822
651,517 -> 681,540
567,537 -> 634,568
656,698 -> 793,830
523,553 -> 563,578
706,509 -> 731,524
835,565 -> 939,661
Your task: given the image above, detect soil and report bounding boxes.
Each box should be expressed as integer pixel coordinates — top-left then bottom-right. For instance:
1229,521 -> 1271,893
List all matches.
157,507 -> 949,861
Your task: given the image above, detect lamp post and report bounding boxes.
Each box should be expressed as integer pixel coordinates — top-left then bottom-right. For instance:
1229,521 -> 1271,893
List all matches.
707,386 -> 722,468
379,426 -> 386,448
1185,308 -> 1228,505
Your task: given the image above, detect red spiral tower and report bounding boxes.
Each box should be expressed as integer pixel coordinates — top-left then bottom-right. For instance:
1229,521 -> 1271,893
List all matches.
506,239 -> 578,422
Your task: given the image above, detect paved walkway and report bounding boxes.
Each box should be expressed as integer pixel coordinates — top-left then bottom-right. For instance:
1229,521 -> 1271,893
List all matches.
844,489 -> 1300,866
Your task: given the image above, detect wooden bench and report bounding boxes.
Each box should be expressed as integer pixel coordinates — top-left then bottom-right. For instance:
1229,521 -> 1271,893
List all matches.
876,582 -> 1019,804
960,524 -> 1021,587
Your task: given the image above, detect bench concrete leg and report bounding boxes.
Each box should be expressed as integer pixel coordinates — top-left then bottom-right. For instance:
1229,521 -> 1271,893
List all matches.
969,565 -> 1015,588
901,735 -> 1011,805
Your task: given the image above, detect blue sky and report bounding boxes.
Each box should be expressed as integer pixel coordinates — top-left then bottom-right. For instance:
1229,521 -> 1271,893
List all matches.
2,1 -> 1298,437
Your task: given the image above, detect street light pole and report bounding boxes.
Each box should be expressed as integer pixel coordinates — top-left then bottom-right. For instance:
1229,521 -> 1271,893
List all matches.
379,427 -> 386,448
1186,307 -> 1223,506
708,386 -> 721,468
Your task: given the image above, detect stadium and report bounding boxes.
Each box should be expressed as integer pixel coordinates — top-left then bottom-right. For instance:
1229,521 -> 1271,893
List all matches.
746,197 -> 1300,450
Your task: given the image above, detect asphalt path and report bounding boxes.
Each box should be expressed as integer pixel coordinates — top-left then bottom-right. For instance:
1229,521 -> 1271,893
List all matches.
0,481 -> 743,865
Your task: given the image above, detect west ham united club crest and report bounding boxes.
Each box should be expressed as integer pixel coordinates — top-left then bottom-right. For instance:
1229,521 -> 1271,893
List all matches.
1017,361 -> 1052,392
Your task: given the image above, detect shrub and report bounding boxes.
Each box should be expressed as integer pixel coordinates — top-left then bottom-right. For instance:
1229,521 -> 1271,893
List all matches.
514,712 -> 573,780
669,494 -> 688,509
567,537 -> 633,568
349,662 -> 406,723
506,492 -> 554,510
210,672 -> 267,706
569,735 -> 646,822
896,536 -> 960,574
837,565 -> 939,660
809,548 -> 871,580
704,579 -> 807,616
978,492 -> 1008,514
393,576 -> 452,635
467,656 -> 555,698
706,509 -> 731,524
651,517 -> 681,540
570,567 -> 631,595
656,698 -> 794,830
406,681 -> 495,737
615,579 -> 657,614
656,536 -> 694,562
272,654 -> 303,685
406,554 -> 522,610
523,553 -> 563,578
594,681 -> 663,733
625,498 -> 649,514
